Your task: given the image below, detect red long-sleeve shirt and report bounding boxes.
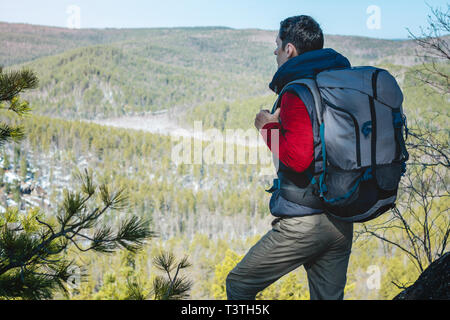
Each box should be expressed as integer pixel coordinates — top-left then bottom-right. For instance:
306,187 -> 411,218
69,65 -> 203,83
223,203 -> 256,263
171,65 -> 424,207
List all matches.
260,91 -> 314,173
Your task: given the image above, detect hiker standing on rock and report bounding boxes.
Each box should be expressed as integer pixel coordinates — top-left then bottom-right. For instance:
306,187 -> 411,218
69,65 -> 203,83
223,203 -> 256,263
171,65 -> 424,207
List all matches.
226,15 -> 354,300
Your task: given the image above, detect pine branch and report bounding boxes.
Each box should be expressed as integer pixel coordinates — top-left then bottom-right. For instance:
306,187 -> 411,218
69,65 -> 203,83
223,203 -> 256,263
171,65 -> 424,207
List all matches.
0,123 -> 25,146
0,68 -> 39,103
0,169 -> 155,299
151,251 -> 192,300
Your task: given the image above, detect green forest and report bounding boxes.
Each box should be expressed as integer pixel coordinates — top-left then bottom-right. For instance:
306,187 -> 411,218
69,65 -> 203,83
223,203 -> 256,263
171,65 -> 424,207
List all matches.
0,10 -> 448,300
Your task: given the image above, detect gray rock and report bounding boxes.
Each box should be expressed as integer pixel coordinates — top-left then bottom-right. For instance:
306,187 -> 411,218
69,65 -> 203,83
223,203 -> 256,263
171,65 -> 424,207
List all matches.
394,252 -> 450,300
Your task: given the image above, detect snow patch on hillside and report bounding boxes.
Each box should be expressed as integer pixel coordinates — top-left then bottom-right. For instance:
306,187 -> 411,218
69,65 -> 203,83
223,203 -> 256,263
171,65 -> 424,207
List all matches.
89,110 -> 264,147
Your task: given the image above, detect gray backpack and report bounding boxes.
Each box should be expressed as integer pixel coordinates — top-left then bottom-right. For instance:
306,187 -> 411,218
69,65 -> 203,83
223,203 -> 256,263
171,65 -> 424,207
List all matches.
284,67 -> 409,222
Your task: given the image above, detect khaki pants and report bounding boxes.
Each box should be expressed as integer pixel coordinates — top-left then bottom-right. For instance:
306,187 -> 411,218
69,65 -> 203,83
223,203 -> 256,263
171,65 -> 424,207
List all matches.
226,213 -> 353,300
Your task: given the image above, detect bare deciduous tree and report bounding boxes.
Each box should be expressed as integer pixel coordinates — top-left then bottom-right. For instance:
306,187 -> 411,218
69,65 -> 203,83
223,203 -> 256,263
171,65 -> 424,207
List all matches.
356,4 -> 450,287
407,3 -> 450,94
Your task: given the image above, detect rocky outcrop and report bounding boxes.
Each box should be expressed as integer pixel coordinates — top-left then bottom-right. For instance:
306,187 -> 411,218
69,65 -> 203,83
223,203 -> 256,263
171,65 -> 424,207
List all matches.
394,252 -> 449,300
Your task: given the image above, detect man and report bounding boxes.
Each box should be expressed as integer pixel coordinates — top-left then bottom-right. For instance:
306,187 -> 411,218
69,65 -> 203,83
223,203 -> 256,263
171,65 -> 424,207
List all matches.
226,15 -> 354,300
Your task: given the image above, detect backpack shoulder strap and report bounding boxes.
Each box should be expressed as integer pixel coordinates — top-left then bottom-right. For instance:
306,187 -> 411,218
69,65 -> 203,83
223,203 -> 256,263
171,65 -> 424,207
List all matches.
271,79 -> 324,125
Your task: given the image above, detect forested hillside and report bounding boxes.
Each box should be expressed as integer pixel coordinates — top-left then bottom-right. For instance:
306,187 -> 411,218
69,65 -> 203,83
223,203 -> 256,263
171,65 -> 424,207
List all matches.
3,22 -> 430,120
0,21 -> 448,300
0,110 -> 431,300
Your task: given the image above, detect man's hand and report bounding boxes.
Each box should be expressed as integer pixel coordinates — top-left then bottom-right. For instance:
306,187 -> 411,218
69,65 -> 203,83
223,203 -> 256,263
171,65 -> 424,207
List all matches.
254,108 -> 281,130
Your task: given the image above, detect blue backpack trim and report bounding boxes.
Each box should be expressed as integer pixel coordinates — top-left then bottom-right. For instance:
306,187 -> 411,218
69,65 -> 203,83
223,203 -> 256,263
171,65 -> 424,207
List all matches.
265,178 -> 281,193
318,123 -> 327,196
361,121 -> 372,137
322,168 -> 373,204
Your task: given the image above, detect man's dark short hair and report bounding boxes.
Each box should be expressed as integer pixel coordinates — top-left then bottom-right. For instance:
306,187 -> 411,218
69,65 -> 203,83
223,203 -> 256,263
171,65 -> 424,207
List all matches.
279,15 -> 324,55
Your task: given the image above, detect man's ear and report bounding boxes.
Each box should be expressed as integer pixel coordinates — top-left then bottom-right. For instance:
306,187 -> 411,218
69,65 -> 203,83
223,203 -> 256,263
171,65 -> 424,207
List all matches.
286,43 -> 298,58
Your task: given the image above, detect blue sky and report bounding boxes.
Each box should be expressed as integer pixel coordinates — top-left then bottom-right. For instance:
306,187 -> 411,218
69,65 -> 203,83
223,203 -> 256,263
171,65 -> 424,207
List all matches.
0,0 -> 448,39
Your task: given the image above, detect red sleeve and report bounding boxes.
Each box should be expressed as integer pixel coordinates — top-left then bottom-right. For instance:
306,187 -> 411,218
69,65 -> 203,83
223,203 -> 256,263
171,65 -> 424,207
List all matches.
260,91 -> 314,173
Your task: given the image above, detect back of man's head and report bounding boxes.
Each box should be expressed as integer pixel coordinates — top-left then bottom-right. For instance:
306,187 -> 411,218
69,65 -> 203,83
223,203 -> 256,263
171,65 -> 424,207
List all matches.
279,15 -> 324,55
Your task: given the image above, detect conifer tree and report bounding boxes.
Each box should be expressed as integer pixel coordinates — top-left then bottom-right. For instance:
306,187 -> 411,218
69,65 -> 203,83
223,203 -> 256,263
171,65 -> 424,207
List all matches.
2,150 -> 10,170
151,251 -> 192,300
0,168 -> 154,299
0,67 -> 154,299
0,66 -> 37,146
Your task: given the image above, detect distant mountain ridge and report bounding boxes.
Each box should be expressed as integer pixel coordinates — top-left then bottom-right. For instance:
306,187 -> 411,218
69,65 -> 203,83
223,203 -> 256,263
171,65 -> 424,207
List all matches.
1,21 -> 422,67
1,22 -> 426,120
